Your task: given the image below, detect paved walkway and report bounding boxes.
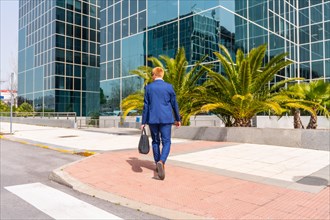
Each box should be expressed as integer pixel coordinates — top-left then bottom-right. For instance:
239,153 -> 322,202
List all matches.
1,122 -> 329,219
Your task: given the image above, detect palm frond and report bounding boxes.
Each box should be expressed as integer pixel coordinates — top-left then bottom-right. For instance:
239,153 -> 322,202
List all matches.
248,44 -> 267,77
213,51 -> 238,93
235,49 -> 244,71
239,60 -> 251,95
284,103 -> 316,116
148,56 -> 165,68
204,66 -> 234,97
121,92 -> 144,119
270,77 -> 304,93
262,101 -> 285,115
129,66 -> 153,87
253,59 -> 293,93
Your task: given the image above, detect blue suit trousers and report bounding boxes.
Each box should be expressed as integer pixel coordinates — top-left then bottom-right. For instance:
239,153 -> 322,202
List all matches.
148,123 -> 172,164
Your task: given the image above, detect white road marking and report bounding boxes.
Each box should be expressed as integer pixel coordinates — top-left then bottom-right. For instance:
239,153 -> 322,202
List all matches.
5,182 -> 122,219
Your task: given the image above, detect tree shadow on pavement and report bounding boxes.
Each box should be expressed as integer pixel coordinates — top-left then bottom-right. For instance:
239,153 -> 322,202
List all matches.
294,176 -> 329,186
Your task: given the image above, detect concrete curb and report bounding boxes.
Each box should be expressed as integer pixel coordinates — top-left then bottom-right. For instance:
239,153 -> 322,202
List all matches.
49,161 -> 210,220
0,135 -> 96,157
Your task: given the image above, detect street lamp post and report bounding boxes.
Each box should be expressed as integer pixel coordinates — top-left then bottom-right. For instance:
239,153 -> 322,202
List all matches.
10,72 -> 14,134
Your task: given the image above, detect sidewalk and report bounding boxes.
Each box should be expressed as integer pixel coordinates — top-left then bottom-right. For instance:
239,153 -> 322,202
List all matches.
1,122 -> 329,219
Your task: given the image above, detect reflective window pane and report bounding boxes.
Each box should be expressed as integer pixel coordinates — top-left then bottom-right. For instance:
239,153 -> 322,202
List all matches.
148,0 -> 178,27
130,15 -> 137,35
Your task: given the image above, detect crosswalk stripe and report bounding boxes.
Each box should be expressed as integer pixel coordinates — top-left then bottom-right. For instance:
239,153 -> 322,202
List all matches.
5,182 -> 122,219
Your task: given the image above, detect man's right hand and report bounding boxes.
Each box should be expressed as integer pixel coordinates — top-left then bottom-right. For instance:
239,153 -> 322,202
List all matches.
175,121 -> 181,128
140,124 -> 145,130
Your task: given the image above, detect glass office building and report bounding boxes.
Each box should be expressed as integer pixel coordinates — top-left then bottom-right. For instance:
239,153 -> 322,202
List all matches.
99,0 -> 330,113
18,0 -> 329,115
18,0 -> 100,116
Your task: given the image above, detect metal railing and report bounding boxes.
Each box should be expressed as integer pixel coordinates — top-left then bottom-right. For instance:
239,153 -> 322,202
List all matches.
76,116 -> 133,129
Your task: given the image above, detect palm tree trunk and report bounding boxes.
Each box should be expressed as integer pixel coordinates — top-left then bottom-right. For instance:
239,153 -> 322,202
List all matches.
307,108 -> 317,129
233,118 -> 251,127
292,108 -> 304,129
219,114 -> 233,127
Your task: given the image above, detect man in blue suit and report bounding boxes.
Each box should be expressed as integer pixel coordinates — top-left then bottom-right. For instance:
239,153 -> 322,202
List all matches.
141,67 -> 181,180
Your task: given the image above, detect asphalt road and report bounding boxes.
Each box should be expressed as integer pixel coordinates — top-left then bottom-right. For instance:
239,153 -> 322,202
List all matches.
0,139 -> 164,220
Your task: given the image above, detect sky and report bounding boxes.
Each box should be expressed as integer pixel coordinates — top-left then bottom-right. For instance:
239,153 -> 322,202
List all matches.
0,0 -> 19,90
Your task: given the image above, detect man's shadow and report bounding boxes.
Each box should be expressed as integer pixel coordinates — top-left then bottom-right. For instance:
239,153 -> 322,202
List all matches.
126,157 -> 155,173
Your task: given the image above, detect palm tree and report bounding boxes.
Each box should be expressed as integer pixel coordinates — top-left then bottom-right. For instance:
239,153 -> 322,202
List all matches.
280,80 -> 330,129
121,66 -> 152,117
295,80 -> 329,129
292,108 -> 305,129
280,83 -> 309,129
148,48 -> 210,125
121,48 -> 209,126
304,80 -> 330,129
200,44 -> 300,127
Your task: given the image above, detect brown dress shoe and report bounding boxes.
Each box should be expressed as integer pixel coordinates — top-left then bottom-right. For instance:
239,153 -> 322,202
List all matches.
156,161 -> 165,180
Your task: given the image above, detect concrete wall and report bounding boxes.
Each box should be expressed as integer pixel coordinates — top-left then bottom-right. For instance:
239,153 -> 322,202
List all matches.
171,126 -> 330,151
255,116 -> 330,129
189,115 -> 330,129
3,115 -> 328,129
97,115 -> 329,129
1,117 -> 76,128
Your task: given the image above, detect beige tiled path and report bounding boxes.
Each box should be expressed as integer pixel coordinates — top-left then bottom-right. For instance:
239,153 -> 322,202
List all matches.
170,143 -> 330,182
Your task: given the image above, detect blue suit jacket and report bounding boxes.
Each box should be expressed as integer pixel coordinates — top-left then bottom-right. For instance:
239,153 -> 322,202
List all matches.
142,80 -> 180,124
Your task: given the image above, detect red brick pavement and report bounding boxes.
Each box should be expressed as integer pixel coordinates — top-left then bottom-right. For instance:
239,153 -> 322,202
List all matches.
64,141 -> 330,219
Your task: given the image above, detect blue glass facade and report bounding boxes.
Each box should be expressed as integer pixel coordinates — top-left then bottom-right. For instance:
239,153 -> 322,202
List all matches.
99,0 -> 330,113
18,1 -> 330,115
18,0 -> 100,116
